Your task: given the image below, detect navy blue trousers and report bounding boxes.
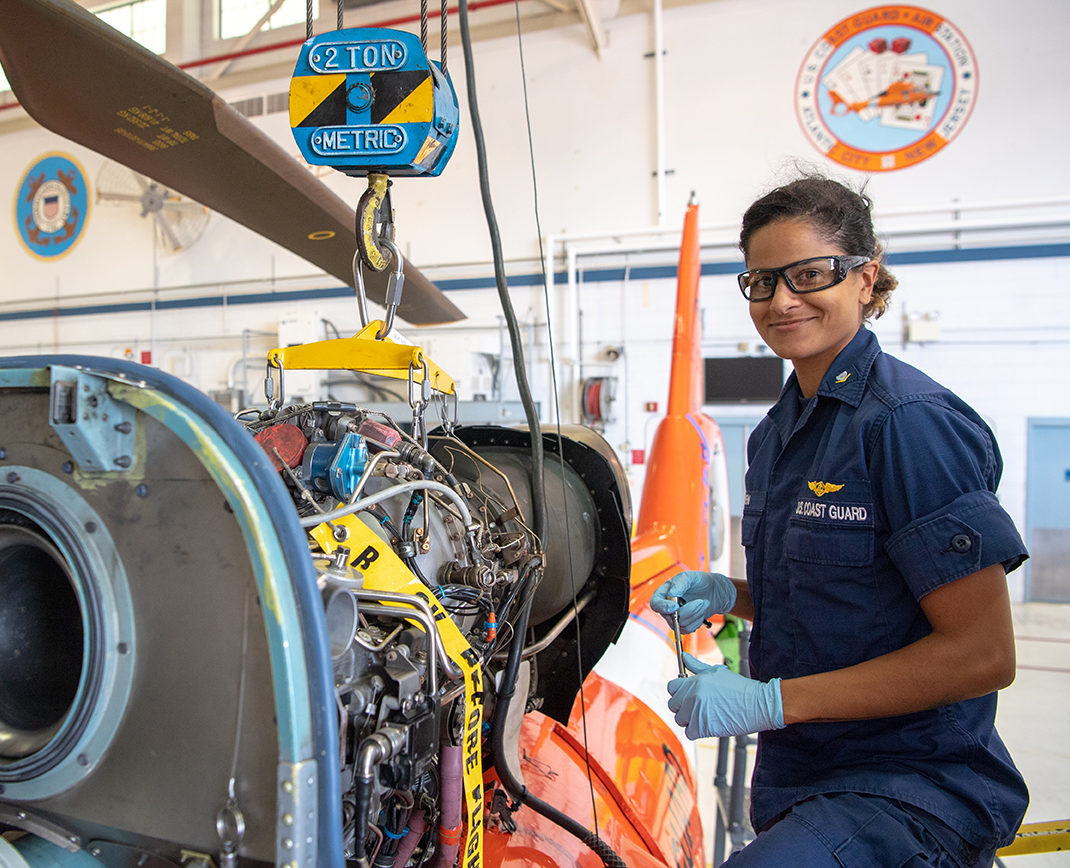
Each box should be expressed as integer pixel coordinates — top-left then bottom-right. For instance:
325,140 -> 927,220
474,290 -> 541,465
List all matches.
723,793 -> 995,868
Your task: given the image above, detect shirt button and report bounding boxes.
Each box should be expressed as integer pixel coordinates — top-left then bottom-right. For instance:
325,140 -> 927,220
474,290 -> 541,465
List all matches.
951,533 -> 972,553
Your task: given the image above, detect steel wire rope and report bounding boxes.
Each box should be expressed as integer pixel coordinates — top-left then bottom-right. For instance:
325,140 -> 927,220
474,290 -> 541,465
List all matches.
420,0 -> 429,56
455,0 -> 627,863
510,0 -> 605,849
440,0 -> 448,74
455,0 -> 545,541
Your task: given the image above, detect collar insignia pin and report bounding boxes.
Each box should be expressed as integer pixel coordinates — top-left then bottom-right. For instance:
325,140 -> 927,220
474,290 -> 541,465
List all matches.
835,370 -> 851,384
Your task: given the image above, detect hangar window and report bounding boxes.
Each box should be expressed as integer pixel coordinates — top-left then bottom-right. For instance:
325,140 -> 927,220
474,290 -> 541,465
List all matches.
219,0 -> 319,39
92,0 -> 168,54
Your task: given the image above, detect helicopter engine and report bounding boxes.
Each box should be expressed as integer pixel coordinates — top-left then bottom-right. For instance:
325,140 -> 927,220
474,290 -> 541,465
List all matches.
0,357 -> 630,868
242,399 -> 631,865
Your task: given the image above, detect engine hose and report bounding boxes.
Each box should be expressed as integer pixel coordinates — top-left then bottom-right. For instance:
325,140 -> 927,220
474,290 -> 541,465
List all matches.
368,505 -> 402,541
397,442 -> 437,478
403,492 -> 423,524
351,774 -> 375,868
489,576 -> 629,868
352,730 -> 403,868
373,799 -> 410,868
429,742 -> 463,868
392,809 -> 427,867
457,0 -> 619,855
405,556 -> 439,596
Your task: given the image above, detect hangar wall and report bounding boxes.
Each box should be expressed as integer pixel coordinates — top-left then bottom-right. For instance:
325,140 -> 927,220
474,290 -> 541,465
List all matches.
0,0 -> 1068,601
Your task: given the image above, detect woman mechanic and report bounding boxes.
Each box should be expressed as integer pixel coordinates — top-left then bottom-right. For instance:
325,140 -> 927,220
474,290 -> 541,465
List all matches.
651,176 -> 1028,866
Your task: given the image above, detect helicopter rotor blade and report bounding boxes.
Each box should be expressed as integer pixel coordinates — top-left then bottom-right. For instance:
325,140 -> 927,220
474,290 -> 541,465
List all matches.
0,0 -> 465,326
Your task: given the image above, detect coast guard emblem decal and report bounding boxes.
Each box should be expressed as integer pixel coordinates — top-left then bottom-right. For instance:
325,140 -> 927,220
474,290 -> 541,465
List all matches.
795,5 -> 978,172
15,153 -> 90,259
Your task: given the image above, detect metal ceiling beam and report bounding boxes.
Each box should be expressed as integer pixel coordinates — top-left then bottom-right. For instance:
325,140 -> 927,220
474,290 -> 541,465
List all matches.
205,0 -> 290,82
573,0 -> 606,56
535,0 -> 572,13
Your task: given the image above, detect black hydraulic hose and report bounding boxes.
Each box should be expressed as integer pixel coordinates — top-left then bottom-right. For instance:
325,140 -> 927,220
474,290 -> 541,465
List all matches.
455,3 -> 625,864
405,556 -> 438,596
352,772 -> 375,868
456,0 -> 545,546
488,568 -> 628,868
401,492 -> 423,538
368,505 -> 402,541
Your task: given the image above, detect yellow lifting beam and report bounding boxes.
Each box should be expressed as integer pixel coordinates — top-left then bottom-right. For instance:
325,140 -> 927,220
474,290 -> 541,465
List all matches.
997,820 -> 1070,857
267,321 -> 455,396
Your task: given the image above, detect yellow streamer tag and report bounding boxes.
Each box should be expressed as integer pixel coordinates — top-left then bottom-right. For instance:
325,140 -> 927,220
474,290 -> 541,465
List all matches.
310,516 -> 485,867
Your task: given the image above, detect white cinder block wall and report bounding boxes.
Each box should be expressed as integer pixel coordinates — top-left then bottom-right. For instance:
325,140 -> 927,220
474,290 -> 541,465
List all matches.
1,0 -> 1068,602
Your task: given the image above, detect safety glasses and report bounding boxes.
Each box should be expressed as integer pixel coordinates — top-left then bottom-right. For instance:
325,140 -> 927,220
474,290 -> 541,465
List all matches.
738,255 -> 870,301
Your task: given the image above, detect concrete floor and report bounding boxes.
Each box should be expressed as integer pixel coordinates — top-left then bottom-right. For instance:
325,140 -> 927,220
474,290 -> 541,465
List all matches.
697,601 -> 1070,867
995,603 -> 1070,867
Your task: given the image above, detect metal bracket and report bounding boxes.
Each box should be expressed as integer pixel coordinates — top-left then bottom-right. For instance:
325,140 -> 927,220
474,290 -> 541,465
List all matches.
86,840 -> 183,867
276,760 -> 317,868
48,366 -> 137,473
0,805 -> 82,852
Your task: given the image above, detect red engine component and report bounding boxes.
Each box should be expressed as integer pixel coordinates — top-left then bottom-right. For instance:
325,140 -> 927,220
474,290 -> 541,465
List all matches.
254,423 -> 308,470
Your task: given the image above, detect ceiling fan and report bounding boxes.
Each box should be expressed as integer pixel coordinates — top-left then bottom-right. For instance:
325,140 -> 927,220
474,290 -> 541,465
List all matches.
95,159 -> 211,255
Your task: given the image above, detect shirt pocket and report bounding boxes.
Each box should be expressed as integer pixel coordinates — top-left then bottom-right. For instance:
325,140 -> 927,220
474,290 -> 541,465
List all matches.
785,494 -> 882,670
785,515 -> 873,565
740,489 -> 766,549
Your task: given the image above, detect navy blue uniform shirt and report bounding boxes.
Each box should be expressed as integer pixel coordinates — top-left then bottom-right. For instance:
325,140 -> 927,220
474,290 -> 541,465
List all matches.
743,327 -> 1028,850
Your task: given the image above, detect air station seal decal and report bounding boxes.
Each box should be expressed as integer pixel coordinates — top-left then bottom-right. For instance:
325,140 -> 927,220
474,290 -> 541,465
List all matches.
796,6 -> 977,172
15,153 -> 90,259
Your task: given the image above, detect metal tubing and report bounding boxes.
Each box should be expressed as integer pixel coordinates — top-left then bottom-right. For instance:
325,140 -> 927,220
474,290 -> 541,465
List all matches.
347,450 -> 401,504
491,589 -> 596,660
354,592 -> 462,682
300,479 -> 474,529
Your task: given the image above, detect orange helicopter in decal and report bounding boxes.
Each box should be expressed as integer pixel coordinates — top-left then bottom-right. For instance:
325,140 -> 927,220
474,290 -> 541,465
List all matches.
829,78 -> 940,117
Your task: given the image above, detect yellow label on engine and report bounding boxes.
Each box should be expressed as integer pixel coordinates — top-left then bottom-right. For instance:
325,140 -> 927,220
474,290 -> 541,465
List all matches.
310,516 -> 484,867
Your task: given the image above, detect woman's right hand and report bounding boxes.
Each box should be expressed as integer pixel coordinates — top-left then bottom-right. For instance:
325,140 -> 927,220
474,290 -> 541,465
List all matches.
650,570 -> 737,633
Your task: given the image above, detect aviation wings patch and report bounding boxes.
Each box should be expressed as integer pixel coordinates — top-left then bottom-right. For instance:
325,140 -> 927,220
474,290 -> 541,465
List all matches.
808,480 -> 845,497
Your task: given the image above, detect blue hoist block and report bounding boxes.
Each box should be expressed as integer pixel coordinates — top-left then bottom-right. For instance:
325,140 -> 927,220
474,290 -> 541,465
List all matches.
289,28 -> 459,178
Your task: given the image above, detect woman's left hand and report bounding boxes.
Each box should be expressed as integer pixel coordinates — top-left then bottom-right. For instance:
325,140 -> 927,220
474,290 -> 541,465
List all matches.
667,653 -> 784,739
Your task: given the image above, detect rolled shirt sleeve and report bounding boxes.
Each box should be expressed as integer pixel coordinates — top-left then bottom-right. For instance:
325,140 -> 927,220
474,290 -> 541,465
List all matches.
872,398 -> 1028,600
886,489 -> 1028,599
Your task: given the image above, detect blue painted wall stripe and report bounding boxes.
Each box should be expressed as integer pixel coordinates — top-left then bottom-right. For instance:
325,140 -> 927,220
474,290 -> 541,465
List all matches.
2,242 -> 1067,324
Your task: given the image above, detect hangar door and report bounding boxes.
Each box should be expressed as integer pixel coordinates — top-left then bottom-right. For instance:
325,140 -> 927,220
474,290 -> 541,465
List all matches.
1026,418 -> 1070,602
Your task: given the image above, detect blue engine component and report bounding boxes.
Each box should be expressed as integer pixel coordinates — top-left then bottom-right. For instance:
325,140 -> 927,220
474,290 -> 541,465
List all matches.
289,28 -> 459,178
303,431 -> 369,502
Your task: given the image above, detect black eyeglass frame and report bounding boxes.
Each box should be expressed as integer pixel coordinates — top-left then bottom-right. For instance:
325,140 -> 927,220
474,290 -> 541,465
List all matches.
737,255 -> 871,301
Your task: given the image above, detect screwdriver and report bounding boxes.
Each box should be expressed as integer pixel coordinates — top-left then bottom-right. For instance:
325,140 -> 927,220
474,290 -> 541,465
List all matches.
672,610 -> 687,678
672,597 -> 715,677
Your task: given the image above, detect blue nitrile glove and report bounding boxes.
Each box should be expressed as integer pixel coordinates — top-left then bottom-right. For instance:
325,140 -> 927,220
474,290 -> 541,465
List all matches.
650,570 -> 736,633
666,653 -> 784,740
